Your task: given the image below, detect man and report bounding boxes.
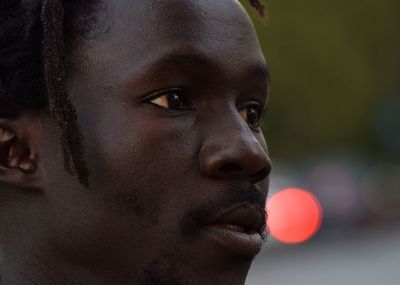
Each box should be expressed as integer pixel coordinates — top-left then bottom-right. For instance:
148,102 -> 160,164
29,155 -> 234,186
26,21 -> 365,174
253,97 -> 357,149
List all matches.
0,0 -> 271,284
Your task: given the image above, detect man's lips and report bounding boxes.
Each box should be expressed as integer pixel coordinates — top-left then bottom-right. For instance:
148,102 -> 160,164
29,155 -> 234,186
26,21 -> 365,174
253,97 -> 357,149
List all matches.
201,204 -> 266,256
206,204 -> 265,235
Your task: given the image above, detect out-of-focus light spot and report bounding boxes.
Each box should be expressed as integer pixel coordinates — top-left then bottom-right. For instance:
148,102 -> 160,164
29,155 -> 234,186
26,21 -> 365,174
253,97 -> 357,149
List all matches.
267,188 -> 323,244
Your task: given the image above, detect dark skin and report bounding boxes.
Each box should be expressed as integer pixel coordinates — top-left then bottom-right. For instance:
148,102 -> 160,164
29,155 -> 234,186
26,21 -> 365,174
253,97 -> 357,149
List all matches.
0,0 -> 271,284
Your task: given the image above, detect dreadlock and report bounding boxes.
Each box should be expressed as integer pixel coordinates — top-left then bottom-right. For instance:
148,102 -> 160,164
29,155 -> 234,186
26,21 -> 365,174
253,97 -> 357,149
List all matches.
41,0 -> 89,187
0,0 -> 94,187
248,0 -> 266,17
0,0 -> 265,188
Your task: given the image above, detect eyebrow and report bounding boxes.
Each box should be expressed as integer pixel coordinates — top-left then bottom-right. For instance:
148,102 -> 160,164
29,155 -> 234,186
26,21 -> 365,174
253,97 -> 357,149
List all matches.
142,52 -> 271,83
246,63 -> 271,84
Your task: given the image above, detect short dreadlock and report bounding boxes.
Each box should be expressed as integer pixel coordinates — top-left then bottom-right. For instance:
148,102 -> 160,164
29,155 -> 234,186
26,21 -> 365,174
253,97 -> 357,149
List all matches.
0,0 -> 265,188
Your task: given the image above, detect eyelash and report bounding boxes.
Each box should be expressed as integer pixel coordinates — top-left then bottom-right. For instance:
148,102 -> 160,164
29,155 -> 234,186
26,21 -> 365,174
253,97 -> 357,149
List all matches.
145,88 -> 265,130
146,88 -> 193,111
239,103 -> 265,131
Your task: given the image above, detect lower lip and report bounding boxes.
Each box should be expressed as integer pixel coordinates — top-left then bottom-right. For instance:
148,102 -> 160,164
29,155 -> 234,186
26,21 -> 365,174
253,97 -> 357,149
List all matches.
202,225 -> 264,257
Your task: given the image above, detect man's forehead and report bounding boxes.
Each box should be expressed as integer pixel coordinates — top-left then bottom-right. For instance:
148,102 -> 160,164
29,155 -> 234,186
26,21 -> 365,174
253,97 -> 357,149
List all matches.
67,0 -> 265,96
102,0 -> 247,22
78,0 -> 258,55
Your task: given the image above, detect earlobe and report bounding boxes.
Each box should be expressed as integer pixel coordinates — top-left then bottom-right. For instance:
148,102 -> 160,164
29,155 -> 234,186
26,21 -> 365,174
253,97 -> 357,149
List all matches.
0,125 -> 39,189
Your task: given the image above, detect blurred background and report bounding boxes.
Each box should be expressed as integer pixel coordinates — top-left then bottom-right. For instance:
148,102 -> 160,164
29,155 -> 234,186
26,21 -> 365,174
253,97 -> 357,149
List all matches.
240,0 -> 400,284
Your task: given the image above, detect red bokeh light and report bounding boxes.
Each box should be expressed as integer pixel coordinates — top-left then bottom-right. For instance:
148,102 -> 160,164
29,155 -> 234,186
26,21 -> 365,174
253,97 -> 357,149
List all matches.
267,188 -> 323,244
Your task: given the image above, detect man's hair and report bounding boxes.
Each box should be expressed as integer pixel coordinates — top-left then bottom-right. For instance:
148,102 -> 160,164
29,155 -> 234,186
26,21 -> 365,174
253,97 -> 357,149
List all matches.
0,0 -> 265,188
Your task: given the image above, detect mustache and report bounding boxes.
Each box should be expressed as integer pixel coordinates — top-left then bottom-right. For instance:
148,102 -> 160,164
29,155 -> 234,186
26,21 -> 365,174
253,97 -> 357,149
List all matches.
180,184 -> 267,239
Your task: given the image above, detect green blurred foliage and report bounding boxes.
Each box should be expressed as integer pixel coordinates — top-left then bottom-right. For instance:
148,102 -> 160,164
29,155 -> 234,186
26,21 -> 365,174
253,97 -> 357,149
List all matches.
241,0 -> 400,161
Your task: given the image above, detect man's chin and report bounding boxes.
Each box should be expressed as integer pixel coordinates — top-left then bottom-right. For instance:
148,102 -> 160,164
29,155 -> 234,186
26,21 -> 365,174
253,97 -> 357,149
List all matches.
138,235 -> 256,285
140,257 -> 252,285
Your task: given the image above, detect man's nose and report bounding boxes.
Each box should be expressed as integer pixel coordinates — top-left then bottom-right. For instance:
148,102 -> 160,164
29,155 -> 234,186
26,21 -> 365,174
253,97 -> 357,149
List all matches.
199,121 -> 271,184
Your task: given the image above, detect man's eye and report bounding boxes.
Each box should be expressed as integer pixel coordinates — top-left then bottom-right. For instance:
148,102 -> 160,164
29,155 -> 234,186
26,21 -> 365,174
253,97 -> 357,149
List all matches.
240,105 -> 262,129
149,89 -> 190,110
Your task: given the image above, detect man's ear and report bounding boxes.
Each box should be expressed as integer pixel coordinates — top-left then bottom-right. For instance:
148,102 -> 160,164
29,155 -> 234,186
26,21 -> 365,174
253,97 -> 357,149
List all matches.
0,121 -> 39,190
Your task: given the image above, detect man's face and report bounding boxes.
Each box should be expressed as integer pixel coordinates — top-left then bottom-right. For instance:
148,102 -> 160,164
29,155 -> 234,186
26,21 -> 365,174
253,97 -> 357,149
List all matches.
41,0 -> 271,284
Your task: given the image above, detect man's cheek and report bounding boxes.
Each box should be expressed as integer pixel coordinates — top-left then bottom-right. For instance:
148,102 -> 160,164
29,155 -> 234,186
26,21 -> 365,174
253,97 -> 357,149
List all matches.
102,152 -> 186,220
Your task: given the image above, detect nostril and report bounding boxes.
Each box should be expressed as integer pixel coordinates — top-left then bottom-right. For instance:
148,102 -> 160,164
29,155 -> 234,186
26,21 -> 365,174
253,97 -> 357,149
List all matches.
250,167 -> 269,181
219,163 -> 243,174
